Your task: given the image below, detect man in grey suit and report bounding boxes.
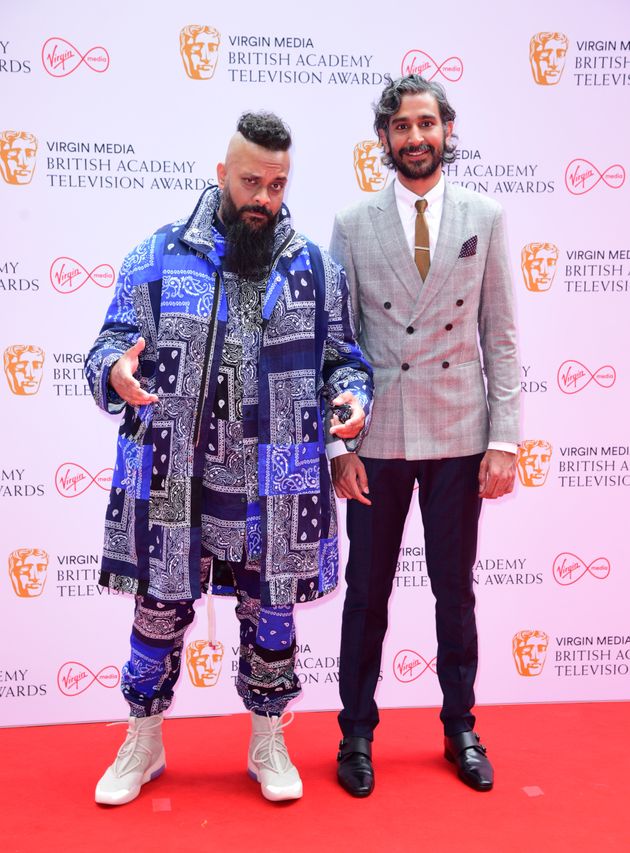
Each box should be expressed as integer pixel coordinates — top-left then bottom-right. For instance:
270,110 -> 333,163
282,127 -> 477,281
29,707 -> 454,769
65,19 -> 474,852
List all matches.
329,75 -> 520,796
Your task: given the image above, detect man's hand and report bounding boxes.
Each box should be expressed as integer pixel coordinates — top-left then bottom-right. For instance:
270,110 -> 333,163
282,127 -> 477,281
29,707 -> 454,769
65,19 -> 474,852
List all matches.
478,449 -> 517,499
329,391 -> 365,440
331,453 -> 371,505
108,337 -> 159,407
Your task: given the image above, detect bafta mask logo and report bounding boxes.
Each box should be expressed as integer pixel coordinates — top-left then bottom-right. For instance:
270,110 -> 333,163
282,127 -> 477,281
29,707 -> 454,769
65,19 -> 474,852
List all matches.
0,131 -> 38,185
4,345 -> 45,395
353,140 -> 388,193
517,439 -> 552,487
521,243 -> 559,292
180,25 -> 221,80
529,32 -> 569,86
512,630 -> 549,677
186,639 -> 224,686
9,548 -> 49,598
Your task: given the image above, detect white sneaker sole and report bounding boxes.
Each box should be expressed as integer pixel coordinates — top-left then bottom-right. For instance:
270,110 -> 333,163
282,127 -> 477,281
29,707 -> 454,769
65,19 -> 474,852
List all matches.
247,765 -> 303,801
95,755 -> 166,806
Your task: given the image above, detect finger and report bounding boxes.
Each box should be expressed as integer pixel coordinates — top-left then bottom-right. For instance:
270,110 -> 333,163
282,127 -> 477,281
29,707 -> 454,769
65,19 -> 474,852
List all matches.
344,473 -> 371,505
348,482 -> 372,506
330,416 -> 365,439
119,381 -> 158,407
332,390 -> 353,406
479,471 -> 497,498
478,460 -> 487,491
357,464 -> 369,495
128,337 -> 146,357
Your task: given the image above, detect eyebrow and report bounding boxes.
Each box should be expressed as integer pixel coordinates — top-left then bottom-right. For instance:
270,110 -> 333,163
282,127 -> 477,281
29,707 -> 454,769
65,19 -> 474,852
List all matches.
391,112 -> 438,123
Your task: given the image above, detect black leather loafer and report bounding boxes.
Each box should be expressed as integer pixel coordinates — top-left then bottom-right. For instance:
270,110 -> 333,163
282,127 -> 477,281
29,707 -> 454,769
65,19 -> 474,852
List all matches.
337,736 -> 374,797
444,731 -> 494,792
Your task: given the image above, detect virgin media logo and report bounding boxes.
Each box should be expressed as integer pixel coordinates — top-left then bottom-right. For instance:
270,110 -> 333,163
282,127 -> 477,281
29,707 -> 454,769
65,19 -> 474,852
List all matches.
57,662 -> 120,696
49,257 -> 115,294
400,50 -> 463,82
565,159 -> 625,195
393,649 -> 437,683
557,360 -> 616,394
55,463 -> 112,498
553,553 -> 610,586
41,37 -> 110,78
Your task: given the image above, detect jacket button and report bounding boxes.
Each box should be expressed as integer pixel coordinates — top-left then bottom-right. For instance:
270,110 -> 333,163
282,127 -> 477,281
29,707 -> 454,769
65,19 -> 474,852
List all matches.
442,361 -> 450,369
406,326 -> 414,334
456,299 -> 464,306
384,301 -> 392,309
445,323 -> 453,331
401,363 -> 410,371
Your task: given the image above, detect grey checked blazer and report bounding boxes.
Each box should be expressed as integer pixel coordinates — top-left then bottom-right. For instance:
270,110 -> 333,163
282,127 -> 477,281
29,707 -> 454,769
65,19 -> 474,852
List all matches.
330,180 -> 520,460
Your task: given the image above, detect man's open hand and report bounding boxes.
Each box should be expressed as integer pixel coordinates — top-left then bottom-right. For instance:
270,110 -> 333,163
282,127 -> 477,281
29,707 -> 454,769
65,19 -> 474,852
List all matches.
108,337 -> 159,406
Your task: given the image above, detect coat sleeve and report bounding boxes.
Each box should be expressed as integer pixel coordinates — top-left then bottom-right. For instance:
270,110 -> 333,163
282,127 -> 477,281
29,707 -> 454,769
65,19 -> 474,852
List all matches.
84,235 -> 155,414
478,205 -> 521,444
319,245 -> 373,453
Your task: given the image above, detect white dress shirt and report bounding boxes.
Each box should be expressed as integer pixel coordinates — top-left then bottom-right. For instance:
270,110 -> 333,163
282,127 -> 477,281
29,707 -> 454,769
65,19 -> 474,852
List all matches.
328,174 -> 517,458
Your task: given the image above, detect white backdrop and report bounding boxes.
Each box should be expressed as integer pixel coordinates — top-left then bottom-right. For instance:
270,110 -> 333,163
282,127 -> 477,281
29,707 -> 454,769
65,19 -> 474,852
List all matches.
2,0 -> 629,726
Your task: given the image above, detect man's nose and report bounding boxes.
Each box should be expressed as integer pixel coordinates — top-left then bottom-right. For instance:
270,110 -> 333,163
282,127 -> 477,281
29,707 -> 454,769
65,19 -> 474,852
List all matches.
408,126 -> 425,144
253,187 -> 271,207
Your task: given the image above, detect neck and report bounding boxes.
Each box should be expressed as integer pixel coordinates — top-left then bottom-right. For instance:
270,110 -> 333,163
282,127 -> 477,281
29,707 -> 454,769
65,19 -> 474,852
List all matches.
396,166 -> 443,197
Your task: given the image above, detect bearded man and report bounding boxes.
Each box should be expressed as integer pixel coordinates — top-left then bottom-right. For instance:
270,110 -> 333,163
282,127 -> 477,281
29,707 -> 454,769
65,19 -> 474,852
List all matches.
329,75 -> 520,796
85,111 -> 372,806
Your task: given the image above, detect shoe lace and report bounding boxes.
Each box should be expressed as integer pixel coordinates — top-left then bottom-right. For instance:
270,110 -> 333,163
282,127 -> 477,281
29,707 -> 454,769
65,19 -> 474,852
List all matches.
251,711 -> 294,774
108,718 -> 160,777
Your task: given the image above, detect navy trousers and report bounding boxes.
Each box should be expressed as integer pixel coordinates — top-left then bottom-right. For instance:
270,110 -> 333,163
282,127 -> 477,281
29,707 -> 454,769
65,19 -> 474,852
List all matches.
338,453 -> 483,739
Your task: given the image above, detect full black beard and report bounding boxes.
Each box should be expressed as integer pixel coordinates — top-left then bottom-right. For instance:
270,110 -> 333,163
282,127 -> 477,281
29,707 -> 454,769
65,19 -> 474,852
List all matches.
221,189 -> 277,278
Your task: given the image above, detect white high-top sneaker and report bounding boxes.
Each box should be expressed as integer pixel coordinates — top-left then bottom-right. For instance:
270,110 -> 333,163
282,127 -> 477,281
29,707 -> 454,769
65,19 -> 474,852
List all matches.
95,714 -> 166,806
248,711 -> 303,801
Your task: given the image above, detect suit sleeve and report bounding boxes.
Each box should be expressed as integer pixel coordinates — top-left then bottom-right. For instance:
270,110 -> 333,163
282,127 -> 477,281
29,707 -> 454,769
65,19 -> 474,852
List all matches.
330,213 -> 361,337
478,206 -> 520,445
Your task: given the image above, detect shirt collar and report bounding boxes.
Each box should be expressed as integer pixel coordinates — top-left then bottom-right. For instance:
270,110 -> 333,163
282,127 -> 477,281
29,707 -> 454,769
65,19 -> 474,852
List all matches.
394,172 -> 445,211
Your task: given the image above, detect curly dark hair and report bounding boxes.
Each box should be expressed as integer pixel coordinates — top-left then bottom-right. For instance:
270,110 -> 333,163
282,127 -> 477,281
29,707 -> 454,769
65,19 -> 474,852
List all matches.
237,111 -> 292,151
373,74 -> 457,166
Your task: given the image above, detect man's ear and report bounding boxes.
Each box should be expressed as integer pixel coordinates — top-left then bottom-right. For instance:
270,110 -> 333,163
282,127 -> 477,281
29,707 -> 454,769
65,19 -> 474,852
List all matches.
377,128 -> 390,154
217,161 -> 226,189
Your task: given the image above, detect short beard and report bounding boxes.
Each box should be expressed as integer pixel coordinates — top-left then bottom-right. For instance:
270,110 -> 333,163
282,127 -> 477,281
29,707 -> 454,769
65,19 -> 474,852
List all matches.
386,129 -> 446,181
391,143 -> 442,180
220,188 -> 277,278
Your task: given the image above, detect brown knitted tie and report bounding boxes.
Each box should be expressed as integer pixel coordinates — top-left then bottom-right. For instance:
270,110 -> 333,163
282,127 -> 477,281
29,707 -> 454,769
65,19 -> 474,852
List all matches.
414,198 -> 430,281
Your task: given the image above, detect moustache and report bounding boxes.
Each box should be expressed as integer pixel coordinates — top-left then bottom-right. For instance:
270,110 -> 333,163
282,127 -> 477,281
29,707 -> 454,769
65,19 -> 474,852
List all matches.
239,204 -> 273,222
399,144 -> 433,156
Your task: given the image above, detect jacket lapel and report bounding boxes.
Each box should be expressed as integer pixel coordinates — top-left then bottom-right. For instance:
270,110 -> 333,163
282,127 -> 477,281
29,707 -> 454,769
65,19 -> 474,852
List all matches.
410,182 -> 464,319
369,183 -> 422,305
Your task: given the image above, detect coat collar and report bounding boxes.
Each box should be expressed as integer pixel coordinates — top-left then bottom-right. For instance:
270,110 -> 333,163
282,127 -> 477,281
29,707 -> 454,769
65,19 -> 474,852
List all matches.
180,183 -> 297,265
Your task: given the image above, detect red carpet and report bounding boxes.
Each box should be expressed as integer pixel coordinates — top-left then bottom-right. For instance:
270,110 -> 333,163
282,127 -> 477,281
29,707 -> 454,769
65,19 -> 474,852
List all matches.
2,703 -> 629,853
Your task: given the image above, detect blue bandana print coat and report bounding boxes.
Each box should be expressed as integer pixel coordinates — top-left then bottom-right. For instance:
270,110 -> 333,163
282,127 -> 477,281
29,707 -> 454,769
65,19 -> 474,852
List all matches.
85,186 -> 373,605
